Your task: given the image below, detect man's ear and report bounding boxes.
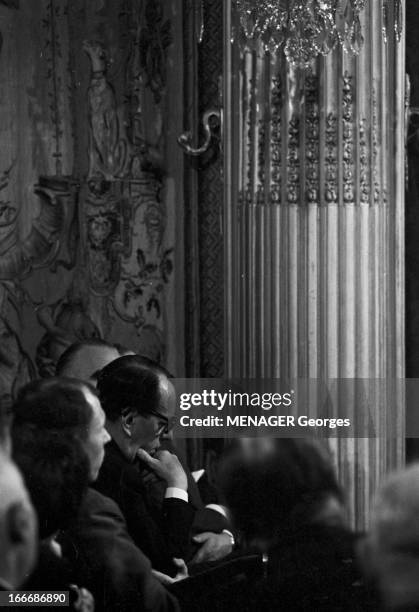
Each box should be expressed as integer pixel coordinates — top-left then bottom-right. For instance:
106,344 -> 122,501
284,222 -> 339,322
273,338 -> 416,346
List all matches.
121,411 -> 135,438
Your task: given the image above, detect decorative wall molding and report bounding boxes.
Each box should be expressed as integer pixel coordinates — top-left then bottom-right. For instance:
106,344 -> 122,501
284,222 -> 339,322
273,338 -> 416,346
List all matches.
0,185 -> 70,280
84,40 -> 129,181
0,0 -> 178,394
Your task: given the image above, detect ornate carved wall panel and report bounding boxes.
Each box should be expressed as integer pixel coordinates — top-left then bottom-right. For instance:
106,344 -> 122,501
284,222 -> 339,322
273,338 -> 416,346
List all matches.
0,0 -> 185,399
0,0 -> 76,399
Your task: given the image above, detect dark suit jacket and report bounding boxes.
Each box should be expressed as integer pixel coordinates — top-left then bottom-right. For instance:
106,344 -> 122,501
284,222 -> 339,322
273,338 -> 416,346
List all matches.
144,441 -> 232,562
61,488 -> 179,612
93,440 -> 195,573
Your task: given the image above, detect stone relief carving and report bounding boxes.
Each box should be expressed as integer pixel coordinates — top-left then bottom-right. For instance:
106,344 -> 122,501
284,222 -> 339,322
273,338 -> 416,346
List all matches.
257,110 -> 266,204
35,295 -> 100,378
325,113 -> 338,204
80,180 -> 132,297
43,0 -> 66,175
0,1 -> 175,390
127,0 -> 172,177
287,116 -> 300,204
110,177 -> 173,350
342,72 -> 355,205
137,0 -> 172,105
0,314 -> 35,398
0,183 -> 67,281
239,65 -> 377,209
83,39 -> 129,181
0,284 -> 35,399
270,75 -> 282,205
359,118 -> 371,205
78,2 -> 174,359
305,71 -> 319,205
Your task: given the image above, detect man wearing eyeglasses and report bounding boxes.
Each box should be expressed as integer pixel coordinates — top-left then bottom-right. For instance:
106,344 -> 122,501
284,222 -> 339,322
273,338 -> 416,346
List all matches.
93,354 -> 195,577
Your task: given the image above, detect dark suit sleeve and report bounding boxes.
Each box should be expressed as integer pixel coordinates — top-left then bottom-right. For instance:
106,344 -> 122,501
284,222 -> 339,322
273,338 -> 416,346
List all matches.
63,490 -> 179,612
191,507 -> 231,535
162,496 -> 196,559
120,471 -> 195,573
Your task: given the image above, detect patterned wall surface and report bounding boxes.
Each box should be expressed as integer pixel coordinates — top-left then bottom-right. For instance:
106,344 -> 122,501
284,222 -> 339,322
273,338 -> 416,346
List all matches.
0,0 -> 184,399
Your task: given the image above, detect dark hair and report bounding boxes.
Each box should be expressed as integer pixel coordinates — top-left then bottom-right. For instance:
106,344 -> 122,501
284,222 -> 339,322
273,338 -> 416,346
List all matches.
13,427 -> 90,539
55,339 -> 116,377
97,355 -> 167,421
12,378 -> 96,441
218,439 -> 343,543
131,354 -> 173,378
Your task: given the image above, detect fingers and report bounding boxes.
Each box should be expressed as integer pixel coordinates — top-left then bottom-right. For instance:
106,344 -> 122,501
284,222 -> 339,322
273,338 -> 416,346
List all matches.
192,531 -> 212,544
190,546 -> 207,565
137,448 -> 158,467
172,558 -> 188,579
151,569 -> 174,586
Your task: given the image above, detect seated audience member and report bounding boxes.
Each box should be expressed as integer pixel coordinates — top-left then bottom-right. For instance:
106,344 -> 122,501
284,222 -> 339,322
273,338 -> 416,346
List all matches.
218,438 -> 371,611
57,342 -> 234,566
12,378 -> 179,612
0,451 -> 37,591
55,339 -> 119,384
362,464 -> 419,611
117,356 -> 234,566
95,355 -> 195,574
12,427 -> 94,611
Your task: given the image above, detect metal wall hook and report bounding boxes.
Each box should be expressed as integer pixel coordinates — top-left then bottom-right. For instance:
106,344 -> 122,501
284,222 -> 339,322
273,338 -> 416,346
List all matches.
177,109 -> 222,156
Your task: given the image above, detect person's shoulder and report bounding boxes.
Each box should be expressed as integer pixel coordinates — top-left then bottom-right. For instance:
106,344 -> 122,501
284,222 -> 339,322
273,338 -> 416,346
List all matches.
95,442 -> 143,494
82,486 -> 120,511
70,488 -> 153,569
78,487 -> 128,528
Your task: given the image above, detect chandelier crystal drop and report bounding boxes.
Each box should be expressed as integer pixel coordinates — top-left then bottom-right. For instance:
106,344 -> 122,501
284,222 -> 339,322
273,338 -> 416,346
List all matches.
235,0 -> 367,67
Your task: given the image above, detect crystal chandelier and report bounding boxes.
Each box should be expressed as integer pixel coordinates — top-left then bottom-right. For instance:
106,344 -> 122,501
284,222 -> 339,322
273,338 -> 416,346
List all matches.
235,0 -> 368,67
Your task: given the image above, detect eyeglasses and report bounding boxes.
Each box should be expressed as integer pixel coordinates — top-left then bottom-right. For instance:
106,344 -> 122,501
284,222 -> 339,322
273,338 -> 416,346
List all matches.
122,406 -> 174,436
146,408 -> 174,436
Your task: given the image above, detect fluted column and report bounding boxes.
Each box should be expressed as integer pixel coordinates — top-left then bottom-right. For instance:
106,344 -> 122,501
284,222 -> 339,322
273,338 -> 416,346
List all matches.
224,1 -> 405,528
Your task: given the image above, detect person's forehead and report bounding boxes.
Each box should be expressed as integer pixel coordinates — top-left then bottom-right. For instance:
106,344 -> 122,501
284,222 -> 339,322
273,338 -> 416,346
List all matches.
82,387 -> 105,422
83,346 -> 119,373
157,376 -> 175,413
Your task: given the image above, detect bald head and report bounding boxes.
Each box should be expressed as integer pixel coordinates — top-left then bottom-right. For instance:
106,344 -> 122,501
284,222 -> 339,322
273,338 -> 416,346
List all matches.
0,453 -> 37,588
56,341 -> 119,383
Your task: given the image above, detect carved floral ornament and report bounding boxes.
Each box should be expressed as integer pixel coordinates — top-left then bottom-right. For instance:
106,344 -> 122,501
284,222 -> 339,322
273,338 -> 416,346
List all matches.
234,0 -> 403,67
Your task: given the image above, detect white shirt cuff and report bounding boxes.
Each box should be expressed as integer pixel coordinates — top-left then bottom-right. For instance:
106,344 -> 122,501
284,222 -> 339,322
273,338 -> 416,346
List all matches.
165,487 -> 188,502
205,503 -> 228,518
222,529 -> 235,545
192,469 -> 205,482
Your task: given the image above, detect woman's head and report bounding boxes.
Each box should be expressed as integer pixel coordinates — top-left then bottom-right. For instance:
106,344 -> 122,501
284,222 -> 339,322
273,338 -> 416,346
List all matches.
12,378 -> 110,481
13,428 -> 90,539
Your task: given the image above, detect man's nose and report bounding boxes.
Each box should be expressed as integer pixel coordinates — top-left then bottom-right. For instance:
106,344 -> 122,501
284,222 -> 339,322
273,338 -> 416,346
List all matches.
160,430 -> 173,441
